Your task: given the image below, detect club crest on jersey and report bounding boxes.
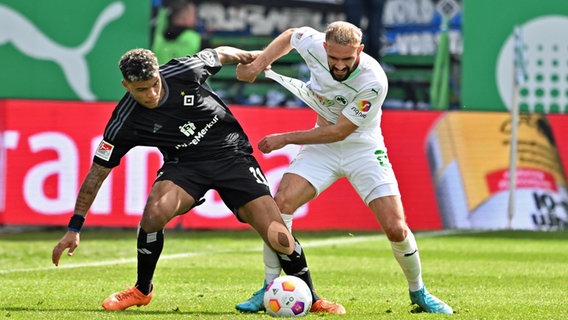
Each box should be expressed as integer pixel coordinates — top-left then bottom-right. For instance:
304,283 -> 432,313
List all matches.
197,50 -> 216,67
179,121 -> 196,137
184,94 -> 195,106
335,95 -> 348,106
95,140 -> 114,161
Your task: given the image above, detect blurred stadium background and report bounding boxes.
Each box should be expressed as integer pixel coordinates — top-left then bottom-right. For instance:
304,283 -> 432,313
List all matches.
0,0 -> 567,233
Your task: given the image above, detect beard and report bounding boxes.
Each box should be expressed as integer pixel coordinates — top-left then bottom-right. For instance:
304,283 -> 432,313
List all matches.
330,65 -> 352,81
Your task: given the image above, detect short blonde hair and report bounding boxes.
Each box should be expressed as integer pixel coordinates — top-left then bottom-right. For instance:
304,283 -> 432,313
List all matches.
325,21 -> 362,47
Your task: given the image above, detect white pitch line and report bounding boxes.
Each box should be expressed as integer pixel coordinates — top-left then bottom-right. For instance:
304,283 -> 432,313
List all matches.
0,230 -> 463,275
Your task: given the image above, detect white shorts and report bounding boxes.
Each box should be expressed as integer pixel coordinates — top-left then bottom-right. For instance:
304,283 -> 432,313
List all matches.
286,138 -> 400,205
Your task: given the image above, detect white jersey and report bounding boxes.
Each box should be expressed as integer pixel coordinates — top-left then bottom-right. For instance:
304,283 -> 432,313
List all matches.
266,26 -> 388,147
265,26 -> 398,203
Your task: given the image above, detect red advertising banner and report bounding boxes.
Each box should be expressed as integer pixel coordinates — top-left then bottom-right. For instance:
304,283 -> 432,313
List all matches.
0,100 -> 443,231
4,100 -> 568,230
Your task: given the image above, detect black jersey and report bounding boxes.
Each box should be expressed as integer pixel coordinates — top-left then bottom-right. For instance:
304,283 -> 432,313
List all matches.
93,49 -> 253,168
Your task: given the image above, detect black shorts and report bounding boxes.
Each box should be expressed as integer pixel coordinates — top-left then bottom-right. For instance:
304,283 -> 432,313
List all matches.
155,154 -> 271,214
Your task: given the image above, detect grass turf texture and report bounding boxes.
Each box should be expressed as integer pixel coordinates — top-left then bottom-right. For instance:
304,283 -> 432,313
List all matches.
0,229 -> 567,319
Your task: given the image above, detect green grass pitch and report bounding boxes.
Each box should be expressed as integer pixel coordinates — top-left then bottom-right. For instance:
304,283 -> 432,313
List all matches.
1,228 -> 567,319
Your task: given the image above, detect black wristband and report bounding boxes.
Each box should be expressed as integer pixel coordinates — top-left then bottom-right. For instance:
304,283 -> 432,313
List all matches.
68,214 -> 85,233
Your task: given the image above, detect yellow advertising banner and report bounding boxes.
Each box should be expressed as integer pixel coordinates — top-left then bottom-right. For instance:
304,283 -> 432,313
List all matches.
427,111 -> 567,230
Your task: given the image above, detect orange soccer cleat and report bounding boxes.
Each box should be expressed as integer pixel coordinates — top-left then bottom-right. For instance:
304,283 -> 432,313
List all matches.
310,298 -> 346,315
102,285 -> 153,311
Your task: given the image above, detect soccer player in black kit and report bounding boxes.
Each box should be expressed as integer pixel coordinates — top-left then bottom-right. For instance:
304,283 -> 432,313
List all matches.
51,47 -> 329,311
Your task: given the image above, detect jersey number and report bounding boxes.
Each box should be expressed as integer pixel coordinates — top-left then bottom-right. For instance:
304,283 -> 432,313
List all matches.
374,149 -> 391,168
249,167 -> 269,186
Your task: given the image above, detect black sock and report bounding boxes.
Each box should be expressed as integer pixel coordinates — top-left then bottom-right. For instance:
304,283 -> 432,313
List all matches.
135,227 -> 164,295
277,237 -> 320,301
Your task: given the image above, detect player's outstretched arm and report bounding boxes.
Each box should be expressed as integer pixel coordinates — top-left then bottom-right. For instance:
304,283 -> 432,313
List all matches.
51,162 -> 112,266
236,28 -> 296,83
214,46 -> 261,66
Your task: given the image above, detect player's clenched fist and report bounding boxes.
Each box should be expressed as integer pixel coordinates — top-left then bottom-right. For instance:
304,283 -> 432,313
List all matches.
258,133 -> 287,154
236,63 -> 257,83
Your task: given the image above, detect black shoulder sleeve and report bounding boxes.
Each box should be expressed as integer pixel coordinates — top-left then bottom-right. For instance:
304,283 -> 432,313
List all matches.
92,139 -> 132,168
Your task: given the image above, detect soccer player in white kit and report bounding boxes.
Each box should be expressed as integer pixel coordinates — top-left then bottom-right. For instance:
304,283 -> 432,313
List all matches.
235,21 -> 453,315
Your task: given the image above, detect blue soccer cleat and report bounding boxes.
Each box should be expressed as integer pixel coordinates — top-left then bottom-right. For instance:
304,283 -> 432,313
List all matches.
409,286 -> 453,314
235,280 -> 267,313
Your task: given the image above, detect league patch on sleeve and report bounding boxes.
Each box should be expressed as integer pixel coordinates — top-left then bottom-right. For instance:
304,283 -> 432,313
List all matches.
197,50 -> 216,67
95,140 -> 114,161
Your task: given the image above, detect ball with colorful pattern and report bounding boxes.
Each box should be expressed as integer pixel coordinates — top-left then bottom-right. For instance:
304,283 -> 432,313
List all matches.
263,275 -> 313,317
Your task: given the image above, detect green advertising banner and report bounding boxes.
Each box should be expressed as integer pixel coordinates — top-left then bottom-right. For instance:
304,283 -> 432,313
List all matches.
461,0 -> 568,113
0,1 -> 150,101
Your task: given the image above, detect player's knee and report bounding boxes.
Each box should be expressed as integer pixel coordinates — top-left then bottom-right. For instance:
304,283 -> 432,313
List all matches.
266,221 -> 295,255
274,193 -> 295,214
141,202 -> 169,232
383,221 -> 408,242
273,192 -> 286,210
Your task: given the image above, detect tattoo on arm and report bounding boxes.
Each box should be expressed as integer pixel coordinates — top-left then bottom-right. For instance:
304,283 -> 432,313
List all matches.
74,163 -> 112,216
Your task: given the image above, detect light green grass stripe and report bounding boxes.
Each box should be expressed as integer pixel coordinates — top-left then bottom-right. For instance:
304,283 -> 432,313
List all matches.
0,229 -> 467,275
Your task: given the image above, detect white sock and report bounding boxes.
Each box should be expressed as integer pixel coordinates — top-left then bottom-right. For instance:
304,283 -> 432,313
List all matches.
390,231 -> 424,292
263,240 -> 281,284
281,213 -> 293,231
264,214 -> 294,284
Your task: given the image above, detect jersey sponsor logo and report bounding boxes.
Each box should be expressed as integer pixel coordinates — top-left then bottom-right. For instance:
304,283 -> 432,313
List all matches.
183,94 -> 195,106
153,123 -> 162,133
197,50 -> 216,67
350,105 -> 368,119
95,140 -> 114,161
312,91 -> 334,108
357,100 -> 372,112
175,115 -> 219,149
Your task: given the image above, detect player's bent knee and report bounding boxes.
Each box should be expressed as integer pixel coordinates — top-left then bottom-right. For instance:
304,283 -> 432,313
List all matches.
266,221 -> 294,255
141,209 -> 170,232
273,193 -> 287,211
273,193 -> 298,215
383,222 -> 408,242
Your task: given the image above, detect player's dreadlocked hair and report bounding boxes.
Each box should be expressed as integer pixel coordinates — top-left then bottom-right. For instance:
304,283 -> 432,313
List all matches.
325,21 -> 362,47
119,48 -> 159,82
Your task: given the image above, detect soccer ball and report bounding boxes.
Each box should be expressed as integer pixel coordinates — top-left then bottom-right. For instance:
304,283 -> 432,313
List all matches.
264,275 -> 313,317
